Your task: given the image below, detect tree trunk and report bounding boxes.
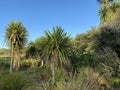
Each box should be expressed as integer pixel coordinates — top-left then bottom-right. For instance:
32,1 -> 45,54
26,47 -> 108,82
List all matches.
50,56 -> 55,81
17,48 -> 20,70
41,60 -> 44,66
13,47 -> 20,70
10,43 -> 14,73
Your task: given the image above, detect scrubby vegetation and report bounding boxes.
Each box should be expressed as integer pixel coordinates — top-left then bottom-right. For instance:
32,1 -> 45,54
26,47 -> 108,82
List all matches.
0,0 -> 120,90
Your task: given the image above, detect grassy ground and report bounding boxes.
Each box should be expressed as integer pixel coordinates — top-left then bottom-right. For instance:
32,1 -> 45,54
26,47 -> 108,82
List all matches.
0,58 -> 120,90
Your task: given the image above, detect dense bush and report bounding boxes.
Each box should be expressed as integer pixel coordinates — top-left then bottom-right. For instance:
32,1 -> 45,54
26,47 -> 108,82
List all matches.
0,72 -> 33,90
35,67 -> 109,90
34,66 -> 52,81
110,78 -> 120,88
95,24 -> 120,57
20,60 -> 39,70
0,59 -> 10,71
70,51 -> 96,72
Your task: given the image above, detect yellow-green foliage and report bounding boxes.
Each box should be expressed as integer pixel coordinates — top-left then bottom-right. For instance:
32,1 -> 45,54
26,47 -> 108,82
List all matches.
99,1 -> 120,24
0,72 -> 33,90
20,59 -> 39,69
33,68 -> 109,90
0,48 -> 10,56
109,78 -> 120,88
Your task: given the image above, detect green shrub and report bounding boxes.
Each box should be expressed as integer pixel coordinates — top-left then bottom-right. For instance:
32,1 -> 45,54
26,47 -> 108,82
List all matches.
0,72 -> 33,90
110,78 -> 120,88
0,59 -> 10,71
25,64 -> 52,82
37,67 -> 108,90
38,68 -> 67,90
34,65 -> 52,81
68,67 -> 107,90
20,60 -> 39,70
70,51 -> 96,72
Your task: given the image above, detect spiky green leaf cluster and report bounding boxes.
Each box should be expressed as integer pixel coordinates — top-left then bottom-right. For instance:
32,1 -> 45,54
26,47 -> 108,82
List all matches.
5,21 -> 28,49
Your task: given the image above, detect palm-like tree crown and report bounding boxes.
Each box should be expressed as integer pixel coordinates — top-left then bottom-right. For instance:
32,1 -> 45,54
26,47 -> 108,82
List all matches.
5,21 -> 28,49
110,2 -> 120,13
41,26 -> 72,66
98,7 -> 108,23
97,0 -> 114,5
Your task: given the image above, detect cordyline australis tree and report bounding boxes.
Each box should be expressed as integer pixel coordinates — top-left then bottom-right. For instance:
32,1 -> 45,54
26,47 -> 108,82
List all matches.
5,21 -> 28,73
97,0 -> 120,24
97,0 -> 114,7
40,26 -> 72,81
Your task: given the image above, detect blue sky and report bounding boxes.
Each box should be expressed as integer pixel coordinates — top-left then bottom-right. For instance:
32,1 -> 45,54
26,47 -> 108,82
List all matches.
0,0 -> 99,48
